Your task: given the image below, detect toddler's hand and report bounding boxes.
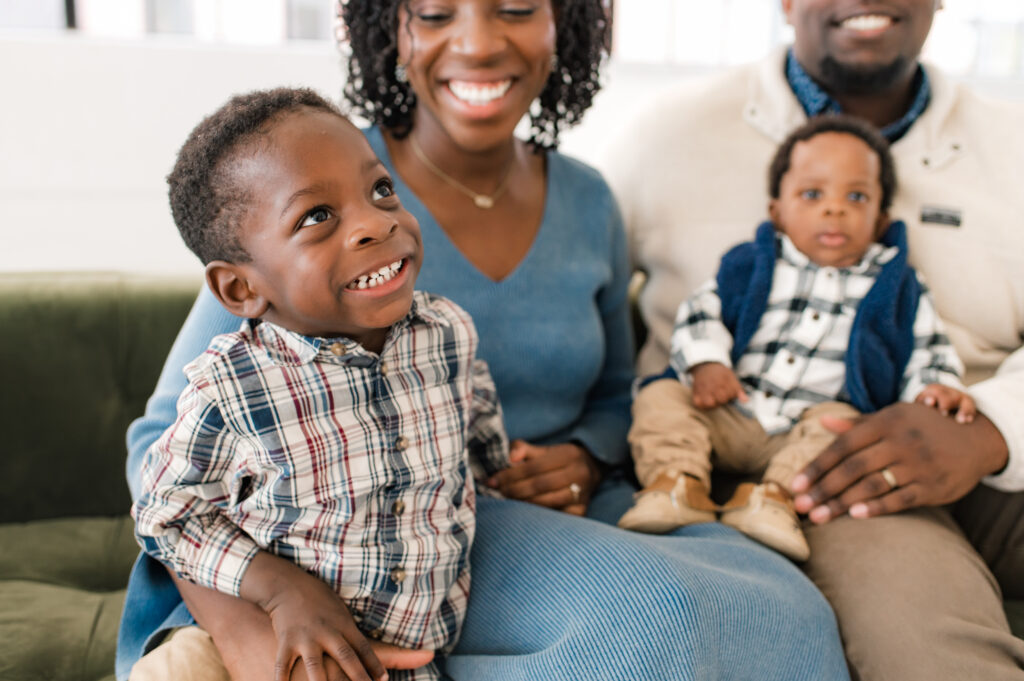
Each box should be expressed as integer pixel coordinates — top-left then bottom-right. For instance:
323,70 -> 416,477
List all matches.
240,551 -> 390,681
915,383 -> 976,423
689,362 -> 747,409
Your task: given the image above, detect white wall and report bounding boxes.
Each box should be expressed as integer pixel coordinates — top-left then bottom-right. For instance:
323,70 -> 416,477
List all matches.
2,34 -> 1022,274
1,34 -> 344,274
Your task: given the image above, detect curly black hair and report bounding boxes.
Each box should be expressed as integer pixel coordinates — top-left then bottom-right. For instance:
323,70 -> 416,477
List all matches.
769,114 -> 897,213
168,87 -> 343,264
336,0 -> 608,150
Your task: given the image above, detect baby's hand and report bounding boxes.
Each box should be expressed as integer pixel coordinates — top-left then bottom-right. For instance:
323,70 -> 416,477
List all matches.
690,362 -> 748,409
915,383 -> 976,424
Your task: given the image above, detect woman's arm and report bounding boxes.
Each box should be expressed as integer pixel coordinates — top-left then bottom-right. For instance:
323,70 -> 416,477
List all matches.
562,199 -> 636,467
127,286 -> 242,500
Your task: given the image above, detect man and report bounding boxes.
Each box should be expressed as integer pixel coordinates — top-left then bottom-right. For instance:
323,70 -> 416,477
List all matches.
603,1 -> 1024,678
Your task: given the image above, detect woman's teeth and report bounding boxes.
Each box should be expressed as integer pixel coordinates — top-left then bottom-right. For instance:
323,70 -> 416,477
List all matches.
841,15 -> 892,31
347,259 -> 403,290
448,80 -> 512,106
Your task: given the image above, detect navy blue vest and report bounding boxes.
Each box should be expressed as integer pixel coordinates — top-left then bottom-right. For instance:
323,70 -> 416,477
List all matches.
712,220 -> 919,413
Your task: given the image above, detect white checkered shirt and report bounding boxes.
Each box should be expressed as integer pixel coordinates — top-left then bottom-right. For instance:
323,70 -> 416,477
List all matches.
133,292 -> 508,660
670,234 -> 965,434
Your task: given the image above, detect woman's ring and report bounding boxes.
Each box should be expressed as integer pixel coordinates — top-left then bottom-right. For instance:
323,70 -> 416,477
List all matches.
569,482 -> 582,504
880,467 -> 898,491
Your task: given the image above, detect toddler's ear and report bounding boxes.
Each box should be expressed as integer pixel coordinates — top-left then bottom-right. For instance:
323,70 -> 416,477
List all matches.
205,262 -> 269,320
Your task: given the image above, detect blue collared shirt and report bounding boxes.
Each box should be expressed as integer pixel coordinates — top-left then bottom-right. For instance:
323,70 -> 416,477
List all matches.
785,49 -> 930,142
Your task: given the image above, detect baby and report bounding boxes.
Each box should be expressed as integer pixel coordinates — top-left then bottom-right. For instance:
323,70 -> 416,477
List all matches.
131,87 -> 508,681
618,114 -> 973,561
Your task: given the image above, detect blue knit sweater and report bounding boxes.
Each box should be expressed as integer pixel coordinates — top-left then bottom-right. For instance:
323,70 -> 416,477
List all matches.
364,127 -> 634,465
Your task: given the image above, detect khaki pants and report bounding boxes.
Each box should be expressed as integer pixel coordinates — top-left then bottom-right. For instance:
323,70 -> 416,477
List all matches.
805,486 -> 1024,680
628,378 -> 858,489
129,626 -> 229,681
630,378 -> 1024,679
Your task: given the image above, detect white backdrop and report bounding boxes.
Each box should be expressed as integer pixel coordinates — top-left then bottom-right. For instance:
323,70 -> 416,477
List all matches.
1,34 -> 1021,274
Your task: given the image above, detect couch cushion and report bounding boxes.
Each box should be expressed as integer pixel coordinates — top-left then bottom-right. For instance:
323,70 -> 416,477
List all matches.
0,516 -> 139,681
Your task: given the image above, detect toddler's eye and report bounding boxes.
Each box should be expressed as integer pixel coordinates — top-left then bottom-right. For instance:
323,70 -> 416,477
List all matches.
412,4 -> 453,24
800,189 -> 822,200
372,178 -> 396,200
299,207 -> 331,229
848,191 -> 868,203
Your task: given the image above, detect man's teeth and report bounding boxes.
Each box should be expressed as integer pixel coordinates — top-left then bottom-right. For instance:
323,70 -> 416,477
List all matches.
448,80 -> 512,106
347,259 -> 403,290
841,15 -> 892,31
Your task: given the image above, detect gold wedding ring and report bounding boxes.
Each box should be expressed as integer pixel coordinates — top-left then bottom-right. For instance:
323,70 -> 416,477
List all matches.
569,482 -> 582,504
880,467 -> 898,491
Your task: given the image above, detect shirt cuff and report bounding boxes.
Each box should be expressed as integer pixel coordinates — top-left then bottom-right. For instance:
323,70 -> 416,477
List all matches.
671,340 -> 732,378
970,378 -> 1024,492
179,518 -> 262,596
568,416 -> 630,467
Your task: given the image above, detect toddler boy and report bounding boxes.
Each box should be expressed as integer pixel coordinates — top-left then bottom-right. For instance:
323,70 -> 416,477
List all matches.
131,87 -> 508,681
618,115 -> 973,561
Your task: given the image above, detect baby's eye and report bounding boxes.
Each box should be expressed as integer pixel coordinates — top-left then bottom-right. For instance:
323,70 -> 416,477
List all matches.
800,188 -> 822,200
847,191 -> 868,203
372,178 -> 396,201
299,207 -> 332,229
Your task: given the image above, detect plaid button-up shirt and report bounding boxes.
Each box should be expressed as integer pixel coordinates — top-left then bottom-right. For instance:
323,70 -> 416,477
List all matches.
671,234 -> 965,434
133,292 -> 508,659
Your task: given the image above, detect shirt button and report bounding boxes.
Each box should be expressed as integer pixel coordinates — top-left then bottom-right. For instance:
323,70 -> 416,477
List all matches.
390,567 -> 406,583
395,435 -> 408,451
379,361 -> 389,376
329,342 -> 346,356
811,312 -> 821,321
786,355 -> 795,364
369,628 -> 384,640
765,390 -> 774,398
392,500 -> 406,516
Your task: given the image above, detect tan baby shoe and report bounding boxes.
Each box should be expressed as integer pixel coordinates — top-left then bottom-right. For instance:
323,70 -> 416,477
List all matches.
618,473 -> 717,534
720,482 -> 810,562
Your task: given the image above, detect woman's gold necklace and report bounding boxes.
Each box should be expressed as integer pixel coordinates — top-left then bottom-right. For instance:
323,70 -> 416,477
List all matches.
408,134 -> 515,209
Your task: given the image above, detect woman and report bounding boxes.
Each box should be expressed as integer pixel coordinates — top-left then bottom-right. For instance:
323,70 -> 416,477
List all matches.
117,1 -> 849,679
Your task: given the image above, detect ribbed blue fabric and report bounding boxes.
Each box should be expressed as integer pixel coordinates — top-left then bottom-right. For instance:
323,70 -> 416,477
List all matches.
448,497 -> 850,680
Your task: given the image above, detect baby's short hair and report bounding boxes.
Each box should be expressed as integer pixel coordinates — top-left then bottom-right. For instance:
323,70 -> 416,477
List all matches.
168,87 -> 343,264
768,114 -> 897,213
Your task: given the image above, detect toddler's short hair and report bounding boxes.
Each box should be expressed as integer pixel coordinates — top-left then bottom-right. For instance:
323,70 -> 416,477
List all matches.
168,87 -> 343,264
768,114 -> 897,213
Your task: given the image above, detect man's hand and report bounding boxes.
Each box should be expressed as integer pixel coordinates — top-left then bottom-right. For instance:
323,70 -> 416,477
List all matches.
915,383 -> 977,423
487,441 -> 600,515
689,362 -> 748,409
791,402 -> 1008,524
240,552 -> 390,681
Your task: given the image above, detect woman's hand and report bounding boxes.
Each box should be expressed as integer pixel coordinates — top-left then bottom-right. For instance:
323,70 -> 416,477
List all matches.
487,441 -> 601,515
791,402 -> 1009,524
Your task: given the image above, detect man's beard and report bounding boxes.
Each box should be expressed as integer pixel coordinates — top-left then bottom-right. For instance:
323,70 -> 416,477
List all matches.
818,55 -> 910,95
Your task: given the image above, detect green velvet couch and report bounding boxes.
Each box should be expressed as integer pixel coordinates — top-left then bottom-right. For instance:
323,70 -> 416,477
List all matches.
1,271 -> 1021,681
0,272 -> 198,681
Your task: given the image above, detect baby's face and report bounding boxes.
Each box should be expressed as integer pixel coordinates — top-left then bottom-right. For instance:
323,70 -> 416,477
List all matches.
232,109 -> 422,350
770,131 -> 886,268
